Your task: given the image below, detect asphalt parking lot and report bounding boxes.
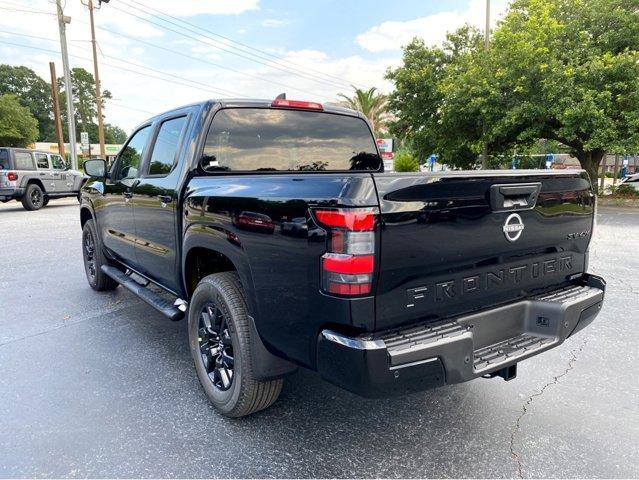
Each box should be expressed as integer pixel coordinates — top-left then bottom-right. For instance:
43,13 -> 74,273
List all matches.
0,198 -> 637,478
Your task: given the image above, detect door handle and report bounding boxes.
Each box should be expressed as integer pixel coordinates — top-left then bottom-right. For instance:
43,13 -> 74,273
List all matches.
39,173 -> 46,176
159,195 -> 173,205
123,191 -> 133,199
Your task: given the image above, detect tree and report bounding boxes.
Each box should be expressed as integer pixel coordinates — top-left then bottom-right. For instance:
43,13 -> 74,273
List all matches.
105,124 -> 127,144
386,26 -> 483,167
0,94 -> 38,147
337,86 -> 389,136
0,64 -> 55,142
386,0 -> 639,186
59,67 -> 112,140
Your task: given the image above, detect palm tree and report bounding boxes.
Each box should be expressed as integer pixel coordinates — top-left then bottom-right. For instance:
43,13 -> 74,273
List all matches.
337,86 -> 388,136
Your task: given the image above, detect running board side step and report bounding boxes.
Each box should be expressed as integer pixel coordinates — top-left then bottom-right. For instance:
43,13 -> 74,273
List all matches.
101,265 -> 184,321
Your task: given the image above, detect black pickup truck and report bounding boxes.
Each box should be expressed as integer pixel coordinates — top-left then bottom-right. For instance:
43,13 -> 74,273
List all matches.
80,97 -> 605,417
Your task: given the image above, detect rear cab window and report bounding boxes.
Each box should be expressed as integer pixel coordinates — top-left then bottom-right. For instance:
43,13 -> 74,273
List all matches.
203,108 -> 381,172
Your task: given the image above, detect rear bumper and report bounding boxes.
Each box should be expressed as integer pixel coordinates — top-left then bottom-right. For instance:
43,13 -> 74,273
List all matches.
0,187 -> 23,201
317,274 -> 605,397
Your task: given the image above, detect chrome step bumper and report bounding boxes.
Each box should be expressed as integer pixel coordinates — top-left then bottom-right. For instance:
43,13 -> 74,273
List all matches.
317,274 -> 605,396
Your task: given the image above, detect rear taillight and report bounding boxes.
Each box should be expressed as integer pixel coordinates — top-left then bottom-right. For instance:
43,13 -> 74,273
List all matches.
314,207 -> 377,296
7,171 -> 18,181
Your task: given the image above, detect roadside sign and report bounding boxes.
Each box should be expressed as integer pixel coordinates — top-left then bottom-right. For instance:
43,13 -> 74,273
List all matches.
80,132 -> 89,153
376,138 -> 393,154
428,154 -> 437,171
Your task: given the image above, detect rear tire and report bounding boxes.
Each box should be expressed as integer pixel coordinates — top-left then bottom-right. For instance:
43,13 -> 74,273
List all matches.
188,272 -> 283,418
21,183 -> 44,210
82,219 -> 118,291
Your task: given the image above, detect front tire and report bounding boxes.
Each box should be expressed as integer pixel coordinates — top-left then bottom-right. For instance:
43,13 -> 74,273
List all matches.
21,183 -> 44,210
188,272 -> 283,418
82,219 -> 118,291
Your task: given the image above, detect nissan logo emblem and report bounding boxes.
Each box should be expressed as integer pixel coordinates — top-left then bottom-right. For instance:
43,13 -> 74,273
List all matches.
503,213 -> 524,242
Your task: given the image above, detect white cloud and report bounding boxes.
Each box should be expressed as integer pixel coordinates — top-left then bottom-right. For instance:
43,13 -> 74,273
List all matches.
356,0 -> 508,52
261,18 -> 288,28
144,0 -> 259,17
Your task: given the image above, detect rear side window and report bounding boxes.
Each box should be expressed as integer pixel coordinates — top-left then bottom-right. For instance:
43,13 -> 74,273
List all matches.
0,149 -> 9,169
14,152 -> 35,170
203,108 -> 381,172
148,116 -> 187,176
35,153 -> 49,169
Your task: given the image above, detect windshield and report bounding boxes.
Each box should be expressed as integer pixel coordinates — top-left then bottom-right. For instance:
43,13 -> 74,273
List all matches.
203,108 -> 381,172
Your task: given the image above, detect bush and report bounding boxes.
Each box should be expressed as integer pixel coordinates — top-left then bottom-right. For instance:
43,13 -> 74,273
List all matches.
393,151 -> 419,172
607,183 -> 639,197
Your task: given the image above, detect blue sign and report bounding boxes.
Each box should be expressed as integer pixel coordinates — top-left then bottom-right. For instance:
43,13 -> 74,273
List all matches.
428,154 -> 437,172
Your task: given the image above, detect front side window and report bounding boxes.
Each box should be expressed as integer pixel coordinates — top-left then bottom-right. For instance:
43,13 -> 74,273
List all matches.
35,153 -> 49,169
148,116 -> 187,176
203,108 -> 380,172
116,126 -> 151,180
14,152 -> 35,170
51,154 -> 66,170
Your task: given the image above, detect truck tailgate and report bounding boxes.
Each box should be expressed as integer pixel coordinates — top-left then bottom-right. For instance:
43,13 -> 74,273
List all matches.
372,170 -> 594,330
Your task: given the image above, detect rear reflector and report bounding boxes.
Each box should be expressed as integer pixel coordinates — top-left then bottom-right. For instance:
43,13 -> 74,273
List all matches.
7,171 -> 18,181
271,98 -> 323,110
322,253 -> 374,275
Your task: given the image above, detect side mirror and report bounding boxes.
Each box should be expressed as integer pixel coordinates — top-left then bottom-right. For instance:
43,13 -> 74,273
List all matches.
84,158 -> 107,178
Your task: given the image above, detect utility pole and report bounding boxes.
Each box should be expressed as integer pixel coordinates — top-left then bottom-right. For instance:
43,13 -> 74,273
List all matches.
56,0 -> 78,170
481,0 -> 490,169
87,0 -> 106,158
49,62 -> 65,157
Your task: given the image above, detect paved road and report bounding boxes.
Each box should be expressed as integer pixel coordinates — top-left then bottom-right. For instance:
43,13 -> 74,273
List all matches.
0,198 -> 637,478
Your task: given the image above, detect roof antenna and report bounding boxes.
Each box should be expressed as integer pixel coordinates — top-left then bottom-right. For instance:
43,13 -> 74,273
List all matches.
275,93 -> 286,100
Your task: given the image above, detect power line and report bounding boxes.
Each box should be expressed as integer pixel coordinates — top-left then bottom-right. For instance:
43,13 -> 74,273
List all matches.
94,24 -> 330,100
107,1 -> 356,92
120,0 -> 366,91
0,31 -> 243,97
0,3 -> 55,15
0,38 -> 247,100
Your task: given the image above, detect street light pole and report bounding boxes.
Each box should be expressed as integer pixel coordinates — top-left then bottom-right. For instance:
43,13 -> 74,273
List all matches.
87,0 -> 106,158
481,0 -> 490,169
55,0 -> 78,170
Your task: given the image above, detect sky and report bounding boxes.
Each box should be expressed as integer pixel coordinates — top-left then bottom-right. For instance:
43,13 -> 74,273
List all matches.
0,0 -> 508,133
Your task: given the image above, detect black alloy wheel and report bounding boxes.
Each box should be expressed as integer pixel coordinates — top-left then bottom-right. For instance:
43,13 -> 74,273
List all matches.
30,187 -> 42,208
83,227 -> 97,282
198,303 -> 235,391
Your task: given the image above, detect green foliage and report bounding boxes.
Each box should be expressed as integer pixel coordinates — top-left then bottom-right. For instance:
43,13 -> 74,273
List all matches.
105,124 -> 127,144
59,67 -> 112,138
0,64 -> 55,142
607,183 -> 639,197
385,0 -> 639,186
0,93 -> 38,147
337,86 -> 389,136
386,25 -> 483,168
393,150 -> 420,172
